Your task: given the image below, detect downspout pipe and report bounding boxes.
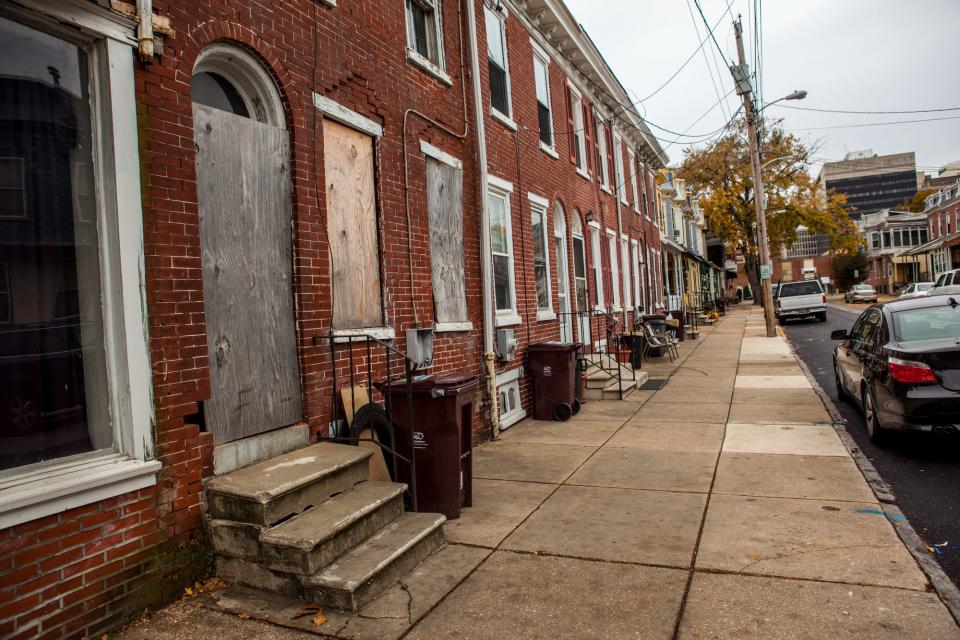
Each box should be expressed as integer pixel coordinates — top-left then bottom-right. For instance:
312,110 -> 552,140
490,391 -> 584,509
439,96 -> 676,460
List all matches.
136,0 -> 154,60
464,0 -> 500,438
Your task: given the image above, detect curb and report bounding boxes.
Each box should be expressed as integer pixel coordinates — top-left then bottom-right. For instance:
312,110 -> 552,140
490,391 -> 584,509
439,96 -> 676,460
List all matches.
784,332 -> 960,626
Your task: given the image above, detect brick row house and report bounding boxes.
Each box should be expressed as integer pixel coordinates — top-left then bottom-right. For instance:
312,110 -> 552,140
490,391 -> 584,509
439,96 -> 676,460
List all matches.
0,0 -> 666,636
899,179 -> 960,284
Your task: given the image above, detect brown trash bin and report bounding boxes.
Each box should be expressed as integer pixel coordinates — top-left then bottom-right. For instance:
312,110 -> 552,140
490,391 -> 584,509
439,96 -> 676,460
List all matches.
527,341 -> 582,421
383,372 -> 478,519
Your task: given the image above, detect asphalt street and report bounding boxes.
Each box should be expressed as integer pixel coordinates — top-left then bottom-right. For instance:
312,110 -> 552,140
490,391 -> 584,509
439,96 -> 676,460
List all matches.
783,302 -> 960,589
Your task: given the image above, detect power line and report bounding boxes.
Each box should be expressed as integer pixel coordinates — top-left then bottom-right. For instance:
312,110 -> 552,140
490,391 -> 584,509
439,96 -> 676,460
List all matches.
789,115 -> 960,131
686,0 -> 731,122
693,0 -> 732,67
772,104 -> 960,115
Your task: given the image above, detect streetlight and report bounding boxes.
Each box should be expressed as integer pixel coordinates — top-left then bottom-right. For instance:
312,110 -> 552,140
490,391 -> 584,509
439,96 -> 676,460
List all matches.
732,18 -> 806,337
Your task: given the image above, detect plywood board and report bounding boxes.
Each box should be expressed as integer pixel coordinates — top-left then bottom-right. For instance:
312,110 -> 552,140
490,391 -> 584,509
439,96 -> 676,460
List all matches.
194,104 -> 302,443
323,119 -> 381,329
426,157 -> 467,324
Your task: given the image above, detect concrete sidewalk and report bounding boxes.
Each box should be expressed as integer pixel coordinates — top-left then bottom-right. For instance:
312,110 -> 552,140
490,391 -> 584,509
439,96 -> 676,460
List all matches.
120,308 -> 960,640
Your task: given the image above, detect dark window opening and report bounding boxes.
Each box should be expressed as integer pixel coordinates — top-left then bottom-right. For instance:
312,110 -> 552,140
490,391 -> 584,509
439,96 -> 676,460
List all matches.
191,71 -> 250,118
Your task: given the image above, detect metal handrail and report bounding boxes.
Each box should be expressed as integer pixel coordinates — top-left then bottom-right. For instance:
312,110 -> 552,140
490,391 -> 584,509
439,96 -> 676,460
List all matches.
325,332 -> 423,511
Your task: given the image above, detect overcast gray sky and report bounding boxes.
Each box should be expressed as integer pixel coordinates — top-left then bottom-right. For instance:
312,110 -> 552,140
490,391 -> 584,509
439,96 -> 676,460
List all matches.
566,0 -> 960,176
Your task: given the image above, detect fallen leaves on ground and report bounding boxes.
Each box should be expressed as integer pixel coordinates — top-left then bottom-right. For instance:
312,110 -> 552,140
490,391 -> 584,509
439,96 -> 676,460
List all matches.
292,603 -> 327,626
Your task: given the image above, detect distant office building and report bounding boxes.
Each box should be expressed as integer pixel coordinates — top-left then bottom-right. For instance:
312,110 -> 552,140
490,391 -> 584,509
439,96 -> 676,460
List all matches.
820,150 -> 917,220
917,161 -> 960,192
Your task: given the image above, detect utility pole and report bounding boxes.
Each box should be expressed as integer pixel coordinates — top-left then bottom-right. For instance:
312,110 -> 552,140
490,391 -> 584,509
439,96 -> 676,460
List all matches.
731,19 -> 777,338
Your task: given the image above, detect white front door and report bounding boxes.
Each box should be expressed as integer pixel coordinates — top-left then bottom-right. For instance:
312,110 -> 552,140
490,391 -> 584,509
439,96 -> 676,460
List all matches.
556,234 -> 572,342
572,233 -> 591,345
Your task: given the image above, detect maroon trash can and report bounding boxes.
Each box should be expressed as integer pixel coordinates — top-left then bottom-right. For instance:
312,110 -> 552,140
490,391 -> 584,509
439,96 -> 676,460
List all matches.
383,372 -> 478,519
527,341 -> 581,421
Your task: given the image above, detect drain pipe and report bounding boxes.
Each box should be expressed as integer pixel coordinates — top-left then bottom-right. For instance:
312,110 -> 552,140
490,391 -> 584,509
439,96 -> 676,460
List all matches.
464,0 -> 500,438
136,0 -> 154,60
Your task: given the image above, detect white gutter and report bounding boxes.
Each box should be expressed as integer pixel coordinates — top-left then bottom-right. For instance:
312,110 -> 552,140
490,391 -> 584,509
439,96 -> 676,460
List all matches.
464,0 -> 500,437
136,0 -> 154,59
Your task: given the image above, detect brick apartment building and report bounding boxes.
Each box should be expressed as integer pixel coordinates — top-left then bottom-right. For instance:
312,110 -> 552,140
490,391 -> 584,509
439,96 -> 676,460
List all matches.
900,179 -> 960,283
0,0 -> 666,637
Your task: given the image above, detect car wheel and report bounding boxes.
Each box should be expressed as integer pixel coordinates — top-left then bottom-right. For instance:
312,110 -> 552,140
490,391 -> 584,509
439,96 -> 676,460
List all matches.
834,359 -> 850,402
862,385 -> 888,445
816,312 -> 827,323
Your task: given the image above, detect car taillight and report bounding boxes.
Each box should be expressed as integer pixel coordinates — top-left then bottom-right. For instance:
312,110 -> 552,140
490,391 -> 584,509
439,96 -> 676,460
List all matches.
888,357 -> 937,384
775,298 -> 781,309
822,295 -> 827,304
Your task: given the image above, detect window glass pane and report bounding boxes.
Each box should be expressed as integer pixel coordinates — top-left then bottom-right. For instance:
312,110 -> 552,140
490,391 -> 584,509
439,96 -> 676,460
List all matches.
408,0 -> 433,61
534,58 -> 549,104
488,60 -> 509,115
0,16 -> 112,471
485,9 -> 505,68
191,72 -> 250,118
532,209 -> 548,309
489,194 -> 507,254
493,254 -> 511,311
895,306 -> 960,341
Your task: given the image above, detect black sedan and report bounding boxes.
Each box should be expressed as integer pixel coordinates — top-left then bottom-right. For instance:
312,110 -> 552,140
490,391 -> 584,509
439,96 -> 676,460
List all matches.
831,296 -> 960,444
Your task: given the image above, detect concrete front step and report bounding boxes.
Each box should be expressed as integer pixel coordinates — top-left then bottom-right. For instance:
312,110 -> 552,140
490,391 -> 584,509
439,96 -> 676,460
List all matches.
206,442 -> 371,526
301,512 -> 446,612
260,480 -> 407,575
583,370 -> 649,400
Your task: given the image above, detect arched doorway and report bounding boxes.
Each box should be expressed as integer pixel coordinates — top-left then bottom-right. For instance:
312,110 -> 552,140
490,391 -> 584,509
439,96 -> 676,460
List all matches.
553,203 -> 572,343
191,44 -> 302,444
571,211 -> 590,345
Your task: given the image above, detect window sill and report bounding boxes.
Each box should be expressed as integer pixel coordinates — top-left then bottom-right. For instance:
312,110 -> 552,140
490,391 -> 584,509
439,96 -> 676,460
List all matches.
500,408 -> 527,430
406,49 -> 452,86
539,142 -> 559,159
491,108 -> 518,131
575,167 -> 592,181
0,454 -> 161,529
536,310 -> 557,322
496,313 -> 522,327
600,185 -> 613,195
435,321 -> 474,333
331,326 -> 396,343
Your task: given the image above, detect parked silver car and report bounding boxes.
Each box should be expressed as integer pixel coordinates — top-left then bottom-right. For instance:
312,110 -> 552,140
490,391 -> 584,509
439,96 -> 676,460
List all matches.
844,284 -> 878,303
898,282 -> 934,300
929,269 -> 960,297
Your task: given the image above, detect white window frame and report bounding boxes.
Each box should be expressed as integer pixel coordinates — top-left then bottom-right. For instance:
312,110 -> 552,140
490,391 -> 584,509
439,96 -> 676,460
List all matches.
405,0 -> 451,85
607,229 -> 621,310
621,235 -> 631,309
596,116 -> 610,191
589,221 -> 604,310
0,157 -> 27,220
531,41 -> 555,154
631,240 -> 643,311
488,175 -> 520,327
496,367 -> 526,430
0,7 -> 158,529
529,193 -> 554,320
641,166 -> 651,220
613,133 -> 626,204
568,82 -> 588,179
484,4 -> 514,127
628,150 -> 640,213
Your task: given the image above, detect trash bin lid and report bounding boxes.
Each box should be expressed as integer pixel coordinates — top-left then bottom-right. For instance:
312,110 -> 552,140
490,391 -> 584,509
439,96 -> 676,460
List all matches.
527,341 -> 582,352
405,371 -> 476,390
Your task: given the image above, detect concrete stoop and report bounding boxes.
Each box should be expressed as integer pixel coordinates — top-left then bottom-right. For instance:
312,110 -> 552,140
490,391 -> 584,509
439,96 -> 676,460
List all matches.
205,442 -> 445,613
583,360 -> 649,400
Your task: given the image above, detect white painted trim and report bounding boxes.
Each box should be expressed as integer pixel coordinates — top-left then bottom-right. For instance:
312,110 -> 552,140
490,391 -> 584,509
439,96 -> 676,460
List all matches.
496,367 -> 523,383
529,35 -> 551,61
495,313 -> 522,327
435,321 -> 474,332
499,408 -> 527,430
575,167 -> 591,181
7,0 -> 137,46
406,49 -> 454,86
539,142 -> 559,159
527,192 -> 550,208
487,174 -> 514,194
491,108 -> 518,131
621,233 -> 629,241
601,185 -> 614,196
196,43 -> 286,128
313,93 -> 384,137
537,310 -> 557,322
0,455 -> 160,529
587,220 -> 601,230
331,326 -> 396,342
605,228 -> 617,237
420,140 -> 462,169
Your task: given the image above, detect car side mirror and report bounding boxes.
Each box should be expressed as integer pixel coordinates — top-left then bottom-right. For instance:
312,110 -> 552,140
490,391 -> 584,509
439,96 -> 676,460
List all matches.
830,329 -> 849,340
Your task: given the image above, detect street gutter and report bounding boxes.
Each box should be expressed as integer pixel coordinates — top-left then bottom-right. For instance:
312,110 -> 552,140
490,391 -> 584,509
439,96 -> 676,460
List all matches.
784,331 -> 960,626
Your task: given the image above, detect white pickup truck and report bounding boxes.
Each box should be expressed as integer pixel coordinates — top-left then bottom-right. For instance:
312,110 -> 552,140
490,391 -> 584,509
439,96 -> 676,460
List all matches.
774,279 -> 827,323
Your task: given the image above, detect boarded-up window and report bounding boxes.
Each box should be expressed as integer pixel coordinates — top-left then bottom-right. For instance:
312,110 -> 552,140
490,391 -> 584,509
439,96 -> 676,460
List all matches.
324,119 -> 382,329
426,156 -> 467,324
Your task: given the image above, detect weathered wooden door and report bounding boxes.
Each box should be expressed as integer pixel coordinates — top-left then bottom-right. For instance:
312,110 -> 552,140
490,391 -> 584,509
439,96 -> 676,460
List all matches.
194,104 -> 302,443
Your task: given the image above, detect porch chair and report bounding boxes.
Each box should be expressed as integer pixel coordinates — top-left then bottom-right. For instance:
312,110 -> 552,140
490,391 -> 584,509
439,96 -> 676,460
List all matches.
641,323 -> 679,362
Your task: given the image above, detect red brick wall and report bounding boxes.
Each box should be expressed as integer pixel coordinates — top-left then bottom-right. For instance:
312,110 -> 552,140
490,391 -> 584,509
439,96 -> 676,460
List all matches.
2,1 -> 664,636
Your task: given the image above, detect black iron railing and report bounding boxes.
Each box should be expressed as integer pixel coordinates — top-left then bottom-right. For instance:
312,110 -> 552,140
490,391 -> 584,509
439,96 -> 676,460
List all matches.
323,332 -> 425,511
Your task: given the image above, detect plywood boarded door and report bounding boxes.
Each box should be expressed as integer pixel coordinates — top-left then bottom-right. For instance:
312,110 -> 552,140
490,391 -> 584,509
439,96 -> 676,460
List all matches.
426,157 -> 467,324
324,120 -> 381,329
194,104 -> 302,443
